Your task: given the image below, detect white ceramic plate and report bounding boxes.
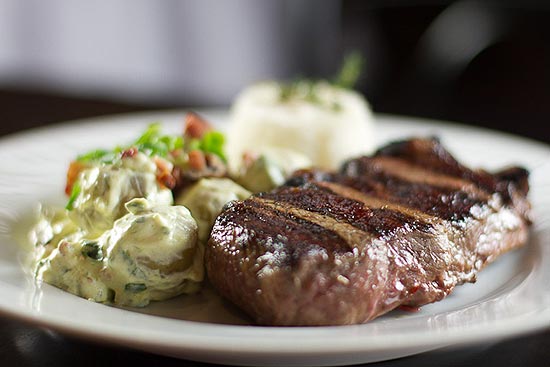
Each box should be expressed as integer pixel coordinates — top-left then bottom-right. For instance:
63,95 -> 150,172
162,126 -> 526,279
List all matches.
0,111 -> 549,367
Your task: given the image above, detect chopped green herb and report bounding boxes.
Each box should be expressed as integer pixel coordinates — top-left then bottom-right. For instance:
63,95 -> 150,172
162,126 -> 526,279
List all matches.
279,79 -> 319,103
81,241 -> 103,261
76,149 -> 117,164
75,123 -> 185,164
279,51 -> 364,109
187,139 -> 201,152
107,288 -> 116,302
125,283 -> 147,293
36,258 -> 48,268
135,123 -> 162,146
133,123 -> 184,158
126,199 -> 147,211
65,180 -> 81,211
280,79 -> 301,101
160,135 -> 184,151
136,141 -> 167,157
72,122 -> 225,174
333,51 -> 363,89
198,131 -> 226,162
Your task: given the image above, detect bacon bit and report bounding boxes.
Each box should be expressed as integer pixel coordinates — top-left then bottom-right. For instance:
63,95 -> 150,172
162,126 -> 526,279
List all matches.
188,150 -> 207,171
184,112 -> 212,139
157,171 -> 177,190
65,161 -> 86,195
121,146 -> 138,159
398,305 -> 421,313
170,148 -> 184,159
171,166 -> 183,188
154,157 -> 176,189
154,156 -> 171,173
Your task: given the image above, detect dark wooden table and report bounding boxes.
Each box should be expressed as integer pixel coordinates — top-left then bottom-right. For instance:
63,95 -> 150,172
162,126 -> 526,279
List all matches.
1,89 -> 549,366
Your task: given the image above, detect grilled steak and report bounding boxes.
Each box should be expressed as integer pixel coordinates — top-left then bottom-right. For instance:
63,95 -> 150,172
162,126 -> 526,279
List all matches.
206,138 -> 531,326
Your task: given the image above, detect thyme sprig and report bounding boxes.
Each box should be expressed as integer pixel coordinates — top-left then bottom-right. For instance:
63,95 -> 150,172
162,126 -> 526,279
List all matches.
278,52 -> 364,109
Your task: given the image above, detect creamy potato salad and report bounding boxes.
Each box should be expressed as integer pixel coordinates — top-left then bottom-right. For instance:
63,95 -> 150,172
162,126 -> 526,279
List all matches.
34,198 -> 200,306
29,114 -> 248,307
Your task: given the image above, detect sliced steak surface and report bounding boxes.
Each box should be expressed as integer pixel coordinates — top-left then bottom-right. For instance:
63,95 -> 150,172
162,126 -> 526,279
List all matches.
206,138 -> 531,325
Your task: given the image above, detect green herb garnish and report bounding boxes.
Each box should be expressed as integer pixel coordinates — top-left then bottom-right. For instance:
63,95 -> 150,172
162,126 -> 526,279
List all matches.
278,51 -> 364,108
125,283 -> 147,293
134,123 -> 161,146
333,51 -> 363,89
279,80 -> 320,104
81,241 -> 103,261
65,180 -> 81,211
133,123 -> 184,158
198,131 -> 226,162
76,149 -> 118,164
187,130 -> 226,162
71,121 -> 226,181
76,123 -> 184,165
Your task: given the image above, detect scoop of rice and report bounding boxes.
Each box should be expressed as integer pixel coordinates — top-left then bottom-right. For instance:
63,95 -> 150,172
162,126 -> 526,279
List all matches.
227,81 -> 375,170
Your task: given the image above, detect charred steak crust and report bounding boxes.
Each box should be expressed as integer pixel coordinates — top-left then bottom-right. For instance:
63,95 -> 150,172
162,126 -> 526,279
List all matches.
206,138 -> 531,326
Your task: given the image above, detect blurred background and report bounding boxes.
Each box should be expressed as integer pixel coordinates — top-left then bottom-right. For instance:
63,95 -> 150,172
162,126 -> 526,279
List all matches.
0,0 -> 548,143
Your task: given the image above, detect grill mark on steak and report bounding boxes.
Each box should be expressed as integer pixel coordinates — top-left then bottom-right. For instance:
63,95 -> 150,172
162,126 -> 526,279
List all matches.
260,184 -> 434,236
255,197 -> 378,250
318,172 -> 486,221
222,199 -> 352,256
371,137 -> 523,204
344,156 -> 491,199
315,181 -> 442,225
206,137 -> 531,326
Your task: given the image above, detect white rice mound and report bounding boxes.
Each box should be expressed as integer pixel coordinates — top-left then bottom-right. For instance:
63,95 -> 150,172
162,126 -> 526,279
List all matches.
227,81 -> 375,170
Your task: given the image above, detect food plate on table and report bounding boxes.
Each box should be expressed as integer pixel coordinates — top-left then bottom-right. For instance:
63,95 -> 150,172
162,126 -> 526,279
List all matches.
0,110 -> 549,366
